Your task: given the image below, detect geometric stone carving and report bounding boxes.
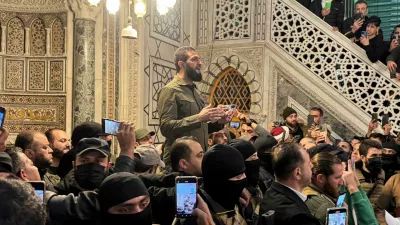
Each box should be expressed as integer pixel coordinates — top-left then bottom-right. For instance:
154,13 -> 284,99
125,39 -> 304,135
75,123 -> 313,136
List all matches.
31,18 -> 46,56
49,60 -> 63,91
211,67 -> 251,113
271,0 -> 400,134
198,0 -> 208,45
255,0 -> 266,41
0,95 -> 66,133
28,60 -> 45,90
153,0 -> 181,42
7,17 -> 24,55
214,0 -> 251,40
51,18 -> 64,55
5,59 -> 24,90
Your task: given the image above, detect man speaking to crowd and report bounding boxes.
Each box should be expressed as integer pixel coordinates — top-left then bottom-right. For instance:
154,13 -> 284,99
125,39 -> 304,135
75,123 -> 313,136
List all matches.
157,46 -> 233,169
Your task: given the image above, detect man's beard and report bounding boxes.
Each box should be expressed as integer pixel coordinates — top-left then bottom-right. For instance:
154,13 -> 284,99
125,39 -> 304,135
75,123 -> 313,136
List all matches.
324,181 -> 339,199
52,148 -> 67,160
35,154 -> 52,169
286,120 -> 298,128
185,65 -> 202,82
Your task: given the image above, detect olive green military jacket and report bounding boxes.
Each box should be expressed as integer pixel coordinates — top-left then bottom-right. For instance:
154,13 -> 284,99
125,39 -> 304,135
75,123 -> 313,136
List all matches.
157,76 -> 207,167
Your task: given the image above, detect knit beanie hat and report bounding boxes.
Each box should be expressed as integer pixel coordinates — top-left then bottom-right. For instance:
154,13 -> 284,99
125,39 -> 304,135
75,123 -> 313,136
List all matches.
282,107 -> 297,120
229,139 -> 257,160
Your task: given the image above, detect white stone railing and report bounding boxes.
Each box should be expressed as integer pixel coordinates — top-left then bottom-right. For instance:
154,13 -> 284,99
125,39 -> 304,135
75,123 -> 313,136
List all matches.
266,0 -> 400,134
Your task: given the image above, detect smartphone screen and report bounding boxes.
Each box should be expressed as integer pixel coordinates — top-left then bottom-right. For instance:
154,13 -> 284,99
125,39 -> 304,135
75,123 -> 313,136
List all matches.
372,113 -> 378,122
230,121 -> 240,128
361,31 -> 367,38
176,176 -> 197,218
102,119 -> 121,136
336,194 -> 345,207
28,181 -> 45,202
382,114 -> 389,127
0,107 -> 5,128
327,208 -> 347,225
307,115 -> 314,129
325,2 -> 331,10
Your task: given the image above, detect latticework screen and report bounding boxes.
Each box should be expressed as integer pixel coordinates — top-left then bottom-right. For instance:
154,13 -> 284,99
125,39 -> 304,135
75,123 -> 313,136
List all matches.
210,67 -> 251,113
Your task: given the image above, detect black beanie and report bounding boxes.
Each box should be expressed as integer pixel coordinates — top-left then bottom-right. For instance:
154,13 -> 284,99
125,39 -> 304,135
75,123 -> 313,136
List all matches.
99,172 -> 148,212
282,107 -> 297,120
202,144 -> 245,181
253,136 -> 278,153
71,122 -> 106,147
383,142 -> 400,153
229,139 -> 256,160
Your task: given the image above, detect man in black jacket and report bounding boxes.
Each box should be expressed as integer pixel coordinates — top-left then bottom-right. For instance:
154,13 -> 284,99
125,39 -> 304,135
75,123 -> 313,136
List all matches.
259,143 -> 320,225
55,123 -> 136,195
253,136 -> 278,194
308,0 -> 344,31
342,0 -> 368,39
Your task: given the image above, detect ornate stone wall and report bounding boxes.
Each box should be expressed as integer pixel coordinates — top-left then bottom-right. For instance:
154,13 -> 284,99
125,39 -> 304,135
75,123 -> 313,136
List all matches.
0,6 -> 67,142
140,0 -> 191,143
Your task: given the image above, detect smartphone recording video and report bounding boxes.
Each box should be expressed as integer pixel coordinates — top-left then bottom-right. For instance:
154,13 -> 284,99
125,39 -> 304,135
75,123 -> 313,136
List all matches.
230,121 -> 240,128
382,114 -> 389,127
0,106 -> 6,128
307,115 -> 315,129
176,176 -> 197,218
326,207 -> 347,225
372,113 -> 378,122
28,181 -> 45,202
102,119 -> 121,136
336,194 -> 346,207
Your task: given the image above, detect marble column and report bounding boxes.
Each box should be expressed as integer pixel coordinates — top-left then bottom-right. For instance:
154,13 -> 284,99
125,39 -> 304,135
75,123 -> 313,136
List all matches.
45,28 -> 51,56
24,28 -> 30,55
72,19 -> 96,126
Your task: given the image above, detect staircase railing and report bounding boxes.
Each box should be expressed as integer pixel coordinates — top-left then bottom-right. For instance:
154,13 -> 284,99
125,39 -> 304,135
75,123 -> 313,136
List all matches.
266,0 -> 400,134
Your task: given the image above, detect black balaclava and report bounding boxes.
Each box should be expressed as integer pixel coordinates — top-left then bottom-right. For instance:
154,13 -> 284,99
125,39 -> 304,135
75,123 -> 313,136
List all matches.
254,136 -> 278,174
229,139 -> 261,188
99,172 -> 152,225
382,142 -> 400,172
202,144 -> 247,211
75,163 -> 107,190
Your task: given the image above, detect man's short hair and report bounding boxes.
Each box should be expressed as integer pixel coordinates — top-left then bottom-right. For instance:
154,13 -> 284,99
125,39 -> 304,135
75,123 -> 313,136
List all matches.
355,0 -> 368,7
310,107 -> 324,117
170,136 -> 198,172
311,152 -> 342,181
272,143 -> 304,181
4,147 -> 25,176
0,178 -> 46,225
174,46 -> 197,72
15,131 -> 39,151
369,133 -> 384,142
366,16 -> 381,27
45,128 -> 62,143
359,139 -> 382,157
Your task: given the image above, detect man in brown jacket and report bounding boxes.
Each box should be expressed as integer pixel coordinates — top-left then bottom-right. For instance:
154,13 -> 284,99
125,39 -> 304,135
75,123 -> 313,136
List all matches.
377,174 -> 400,224
157,46 -> 233,168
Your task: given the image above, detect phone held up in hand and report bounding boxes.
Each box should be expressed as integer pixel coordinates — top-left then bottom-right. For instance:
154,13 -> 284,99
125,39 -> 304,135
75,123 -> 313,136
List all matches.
102,118 -> 121,136
326,207 -> 347,225
176,176 -> 197,218
0,106 -> 5,129
28,181 -> 46,202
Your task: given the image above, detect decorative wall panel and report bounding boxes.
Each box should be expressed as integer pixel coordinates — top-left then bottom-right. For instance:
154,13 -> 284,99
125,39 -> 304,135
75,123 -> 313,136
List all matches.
0,95 -> 66,133
31,19 -> 46,56
198,0 -> 208,45
51,18 -> 64,55
214,0 -> 251,40
48,60 -> 63,91
211,67 -> 251,113
4,59 -> 24,90
153,0 -> 181,42
255,0 -> 266,41
28,60 -> 46,90
7,17 -> 24,55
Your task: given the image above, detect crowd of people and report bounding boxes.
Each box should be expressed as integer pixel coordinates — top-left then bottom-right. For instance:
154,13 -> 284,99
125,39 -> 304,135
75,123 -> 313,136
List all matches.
298,0 -> 400,80
1,46 -> 400,225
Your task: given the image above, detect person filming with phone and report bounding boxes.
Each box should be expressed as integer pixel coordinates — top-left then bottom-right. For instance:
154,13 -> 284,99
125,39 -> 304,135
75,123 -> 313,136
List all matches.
356,16 -> 385,63
342,0 -> 368,39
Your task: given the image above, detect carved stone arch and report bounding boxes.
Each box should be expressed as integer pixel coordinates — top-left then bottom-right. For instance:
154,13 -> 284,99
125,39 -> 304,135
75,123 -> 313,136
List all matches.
198,54 -> 263,118
7,17 -> 25,55
50,16 -> 65,27
51,17 -> 64,55
30,18 -> 46,56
